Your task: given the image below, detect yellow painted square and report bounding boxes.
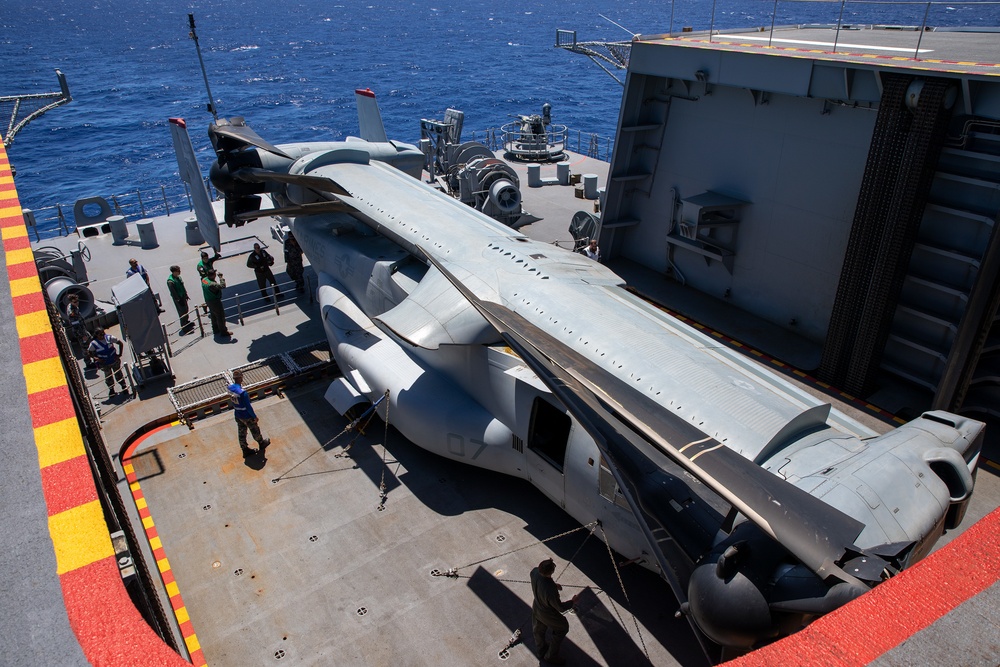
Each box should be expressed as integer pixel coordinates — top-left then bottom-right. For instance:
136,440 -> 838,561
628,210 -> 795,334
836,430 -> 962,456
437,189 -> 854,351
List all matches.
49,500 -> 115,574
135,497 -> 147,510
5,247 -> 35,266
16,310 -> 52,340
157,556 -> 170,572
34,418 -> 85,468
10,276 -> 40,298
166,580 -> 180,597
142,515 -> 154,530
0,204 -> 23,218
175,605 -> 190,625
24,356 -> 65,395
184,634 -> 201,653
1,225 -> 27,240
149,536 -> 162,551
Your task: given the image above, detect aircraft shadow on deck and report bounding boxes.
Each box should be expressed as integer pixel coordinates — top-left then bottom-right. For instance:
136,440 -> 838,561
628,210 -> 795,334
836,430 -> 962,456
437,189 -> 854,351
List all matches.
273,383 -> 708,665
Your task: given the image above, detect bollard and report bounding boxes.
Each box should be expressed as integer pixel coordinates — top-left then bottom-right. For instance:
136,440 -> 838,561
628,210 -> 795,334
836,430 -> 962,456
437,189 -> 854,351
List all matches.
527,163 -> 542,188
556,162 -> 570,185
108,215 -> 129,244
184,216 -> 204,246
137,220 -> 158,249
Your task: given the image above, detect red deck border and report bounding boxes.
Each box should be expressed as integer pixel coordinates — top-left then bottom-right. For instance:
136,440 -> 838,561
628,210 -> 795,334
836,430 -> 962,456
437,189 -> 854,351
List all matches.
1,144 -> 189,666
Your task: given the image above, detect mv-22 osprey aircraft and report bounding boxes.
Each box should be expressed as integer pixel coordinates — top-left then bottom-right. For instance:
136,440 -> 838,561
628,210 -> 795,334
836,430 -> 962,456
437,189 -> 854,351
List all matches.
170,90 -> 984,661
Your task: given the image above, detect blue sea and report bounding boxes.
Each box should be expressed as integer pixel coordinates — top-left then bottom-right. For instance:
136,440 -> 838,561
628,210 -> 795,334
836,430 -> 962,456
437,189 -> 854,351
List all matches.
3,0 -> 999,235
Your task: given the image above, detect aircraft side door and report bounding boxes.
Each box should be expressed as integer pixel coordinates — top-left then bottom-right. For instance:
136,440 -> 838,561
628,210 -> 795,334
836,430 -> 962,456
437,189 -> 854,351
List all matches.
524,397 -> 570,508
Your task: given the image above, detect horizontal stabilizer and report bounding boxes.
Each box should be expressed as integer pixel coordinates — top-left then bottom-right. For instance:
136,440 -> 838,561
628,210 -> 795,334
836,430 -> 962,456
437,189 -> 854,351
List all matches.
355,88 -> 388,143
168,117 -> 221,251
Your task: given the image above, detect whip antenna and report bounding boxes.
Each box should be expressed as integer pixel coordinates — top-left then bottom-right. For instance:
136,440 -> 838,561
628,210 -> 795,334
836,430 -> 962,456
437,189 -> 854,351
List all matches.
188,13 -> 218,121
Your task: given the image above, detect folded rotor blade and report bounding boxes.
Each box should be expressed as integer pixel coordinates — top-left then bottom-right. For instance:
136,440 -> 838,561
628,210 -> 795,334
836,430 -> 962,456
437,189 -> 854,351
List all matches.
209,117 -> 292,159
235,201 -> 353,222
231,168 -> 352,197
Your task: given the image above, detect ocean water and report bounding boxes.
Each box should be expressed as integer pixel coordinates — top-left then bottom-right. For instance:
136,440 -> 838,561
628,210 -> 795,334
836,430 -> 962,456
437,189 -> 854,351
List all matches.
3,0 -> 999,234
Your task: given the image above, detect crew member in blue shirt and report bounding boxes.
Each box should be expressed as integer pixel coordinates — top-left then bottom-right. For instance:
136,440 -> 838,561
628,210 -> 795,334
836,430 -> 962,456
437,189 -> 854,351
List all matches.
227,369 -> 270,457
87,327 -> 129,397
125,258 -> 150,285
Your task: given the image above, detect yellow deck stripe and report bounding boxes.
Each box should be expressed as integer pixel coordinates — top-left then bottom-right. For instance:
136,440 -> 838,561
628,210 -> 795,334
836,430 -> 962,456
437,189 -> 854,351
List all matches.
5,247 -> 35,266
175,606 -> 190,624
1,225 -> 27,240
23,356 -> 66,395
15,309 -> 52,339
10,276 -> 40,298
184,634 -> 201,654
34,418 -> 86,468
48,500 -> 115,574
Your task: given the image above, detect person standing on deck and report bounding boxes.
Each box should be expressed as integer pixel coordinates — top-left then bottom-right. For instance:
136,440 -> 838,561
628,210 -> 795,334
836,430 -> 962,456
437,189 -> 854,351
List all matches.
247,242 -> 280,300
283,233 -> 305,294
227,369 -> 270,458
125,258 -> 150,285
201,268 -> 232,337
197,248 -> 221,278
66,293 -> 93,366
166,265 -> 191,331
530,558 -> 578,665
87,327 -> 129,397
583,239 -> 601,262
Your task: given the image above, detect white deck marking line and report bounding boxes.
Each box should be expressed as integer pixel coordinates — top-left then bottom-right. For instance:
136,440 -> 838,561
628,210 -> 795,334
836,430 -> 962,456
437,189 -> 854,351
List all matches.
714,35 -> 932,54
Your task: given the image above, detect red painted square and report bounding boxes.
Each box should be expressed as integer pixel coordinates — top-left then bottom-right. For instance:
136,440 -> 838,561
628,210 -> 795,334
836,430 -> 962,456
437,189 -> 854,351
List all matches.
40,455 -> 98,515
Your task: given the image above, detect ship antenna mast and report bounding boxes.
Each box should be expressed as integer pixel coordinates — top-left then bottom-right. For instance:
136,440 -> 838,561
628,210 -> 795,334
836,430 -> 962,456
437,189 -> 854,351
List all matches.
188,13 -> 219,121
598,14 -> 639,38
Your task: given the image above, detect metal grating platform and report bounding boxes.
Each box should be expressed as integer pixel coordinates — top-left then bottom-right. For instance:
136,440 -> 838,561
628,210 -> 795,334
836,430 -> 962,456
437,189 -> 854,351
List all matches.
167,374 -> 231,414
166,343 -> 336,417
232,355 -> 294,389
285,341 -> 333,371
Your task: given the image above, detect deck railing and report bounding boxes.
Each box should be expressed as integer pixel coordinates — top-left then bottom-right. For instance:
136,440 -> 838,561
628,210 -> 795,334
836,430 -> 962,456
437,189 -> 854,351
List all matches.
25,129 -> 615,241
469,126 -> 615,163
24,179 -> 212,242
161,273 -> 314,357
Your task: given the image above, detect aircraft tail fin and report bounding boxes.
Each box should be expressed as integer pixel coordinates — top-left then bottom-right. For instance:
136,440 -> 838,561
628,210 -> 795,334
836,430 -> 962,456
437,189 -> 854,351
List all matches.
169,117 -> 221,251
355,88 -> 388,143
